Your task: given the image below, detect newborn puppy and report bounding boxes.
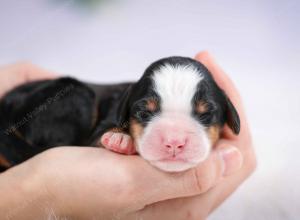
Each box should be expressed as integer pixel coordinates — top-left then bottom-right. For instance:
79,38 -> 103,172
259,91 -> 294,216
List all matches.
0,56 -> 239,172
96,56 -> 240,172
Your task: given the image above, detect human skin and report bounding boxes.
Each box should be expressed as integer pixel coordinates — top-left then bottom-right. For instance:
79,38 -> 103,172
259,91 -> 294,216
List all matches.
0,53 -> 255,220
0,62 -> 56,98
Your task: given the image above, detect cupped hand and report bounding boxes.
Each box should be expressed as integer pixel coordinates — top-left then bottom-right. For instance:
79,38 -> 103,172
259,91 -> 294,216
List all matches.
0,54 -> 255,220
1,143 -> 242,220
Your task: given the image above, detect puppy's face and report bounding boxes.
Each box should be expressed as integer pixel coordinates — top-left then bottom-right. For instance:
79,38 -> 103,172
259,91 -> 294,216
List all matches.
118,57 -> 240,172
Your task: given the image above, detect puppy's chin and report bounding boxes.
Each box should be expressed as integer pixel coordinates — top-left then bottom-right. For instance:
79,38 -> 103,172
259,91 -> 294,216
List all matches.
149,160 -> 198,172
144,151 -> 209,172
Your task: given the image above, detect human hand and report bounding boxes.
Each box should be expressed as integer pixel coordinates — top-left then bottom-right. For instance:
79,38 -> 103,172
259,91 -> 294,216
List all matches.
0,62 -> 56,98
0,53 -> 255,220
0,142 -> 242,220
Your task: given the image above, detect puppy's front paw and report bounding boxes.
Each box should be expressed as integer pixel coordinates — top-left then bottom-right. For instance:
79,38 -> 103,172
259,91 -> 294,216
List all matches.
100,132 -> 136,155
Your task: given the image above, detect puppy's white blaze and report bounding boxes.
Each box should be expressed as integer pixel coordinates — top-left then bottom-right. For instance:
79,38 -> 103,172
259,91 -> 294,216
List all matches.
152,64 -> 203,113
135,65 -> 210,172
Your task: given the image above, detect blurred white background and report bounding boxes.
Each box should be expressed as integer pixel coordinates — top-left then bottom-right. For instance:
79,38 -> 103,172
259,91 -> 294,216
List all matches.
0,0 -> 299,219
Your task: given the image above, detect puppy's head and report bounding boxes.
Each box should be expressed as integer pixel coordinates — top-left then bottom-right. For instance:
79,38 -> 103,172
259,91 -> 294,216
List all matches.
117,57 -> 240,172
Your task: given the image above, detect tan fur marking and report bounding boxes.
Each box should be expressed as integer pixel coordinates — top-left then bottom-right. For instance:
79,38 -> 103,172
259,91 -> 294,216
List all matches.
129,118 -> 144,149
196,101 -> 208,114
146,98 -> 158,112
0,154 -> 11,168
207,126 -> 220,146
109,127 -> 124,133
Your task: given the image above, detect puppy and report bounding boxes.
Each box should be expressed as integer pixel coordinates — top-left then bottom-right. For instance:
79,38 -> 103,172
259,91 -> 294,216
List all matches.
94,56 -> 240,172
0,56 -> 239,172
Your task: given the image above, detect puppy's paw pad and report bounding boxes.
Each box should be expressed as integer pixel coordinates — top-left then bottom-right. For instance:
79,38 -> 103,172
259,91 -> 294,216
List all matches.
101,132 -> 136,155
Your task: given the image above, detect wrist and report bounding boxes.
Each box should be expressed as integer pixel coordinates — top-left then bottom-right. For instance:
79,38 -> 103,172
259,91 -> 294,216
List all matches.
0,160 -> 61,219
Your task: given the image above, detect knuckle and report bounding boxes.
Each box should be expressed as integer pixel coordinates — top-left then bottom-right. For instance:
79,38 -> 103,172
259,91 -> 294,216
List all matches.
191,167 -> 213,193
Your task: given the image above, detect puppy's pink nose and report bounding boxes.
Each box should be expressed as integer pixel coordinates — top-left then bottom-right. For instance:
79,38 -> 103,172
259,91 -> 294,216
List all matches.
164,138 -> 187,156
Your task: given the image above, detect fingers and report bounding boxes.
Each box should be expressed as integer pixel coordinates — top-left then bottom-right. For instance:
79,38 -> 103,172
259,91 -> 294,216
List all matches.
0,62 -> 57,97
195,51 -> 250,141
14,61 -> 57,82
195,51 -> 240,102
131,146 -> 243,208
216,139 -> 256,177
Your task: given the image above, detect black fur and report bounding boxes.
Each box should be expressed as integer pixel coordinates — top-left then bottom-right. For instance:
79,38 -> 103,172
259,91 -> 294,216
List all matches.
0,56 -> 240,171
0,77 -> 131,168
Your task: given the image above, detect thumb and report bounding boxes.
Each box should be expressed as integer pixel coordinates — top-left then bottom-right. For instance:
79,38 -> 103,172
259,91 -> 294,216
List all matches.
132,146 -> 243,208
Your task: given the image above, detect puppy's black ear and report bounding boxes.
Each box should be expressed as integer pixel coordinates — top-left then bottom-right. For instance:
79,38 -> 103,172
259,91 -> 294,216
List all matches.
224,95 -> 240,134
115,85 -> 133,128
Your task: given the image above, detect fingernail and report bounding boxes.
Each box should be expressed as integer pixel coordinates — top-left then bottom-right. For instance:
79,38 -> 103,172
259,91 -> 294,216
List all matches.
220,147 -> 243,176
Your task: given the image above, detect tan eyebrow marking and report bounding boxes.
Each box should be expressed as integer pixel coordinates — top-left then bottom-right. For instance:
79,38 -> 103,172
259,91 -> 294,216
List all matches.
146,98 -> 158,112
196,100 -> 208,114
0,154 -> 11,168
